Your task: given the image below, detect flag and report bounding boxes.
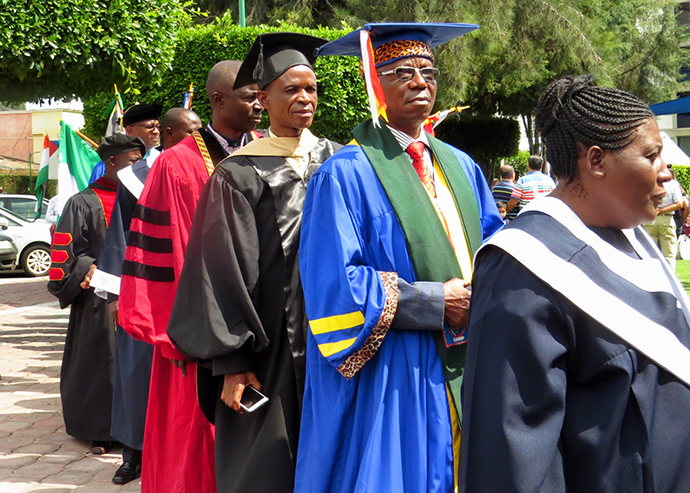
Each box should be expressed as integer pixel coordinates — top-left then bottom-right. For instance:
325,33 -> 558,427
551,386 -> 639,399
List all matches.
423,104 -> 470,137
55,121 -> 101,216
104,85 -> 125,137
183,82 -> 195,109
34,134 -> 59,220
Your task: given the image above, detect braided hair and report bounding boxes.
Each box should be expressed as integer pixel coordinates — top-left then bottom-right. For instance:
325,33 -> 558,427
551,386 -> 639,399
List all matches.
535,75 -> 653,183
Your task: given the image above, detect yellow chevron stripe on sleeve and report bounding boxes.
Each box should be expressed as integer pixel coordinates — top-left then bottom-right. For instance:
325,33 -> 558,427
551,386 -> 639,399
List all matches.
318,338 -> 357,358
309,311 -> 365,335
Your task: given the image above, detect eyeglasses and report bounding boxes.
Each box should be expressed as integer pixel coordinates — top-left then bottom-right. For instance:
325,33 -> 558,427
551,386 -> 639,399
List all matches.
377,66 -> 440,83
131,123 -> 160,131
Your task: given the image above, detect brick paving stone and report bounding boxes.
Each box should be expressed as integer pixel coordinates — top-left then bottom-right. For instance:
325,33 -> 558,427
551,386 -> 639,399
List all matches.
62,458 -> 111,474
48,443 -> 84,455
0,423 -> 31,433
0,456 -> 38,469
1,435 -> 37,452
9,414 -> 54,424
11,461 -> 65,481
39,469 -> 93,487
39,451 -> 86,466
11,445 -> 60,457
34,431 -> 72,445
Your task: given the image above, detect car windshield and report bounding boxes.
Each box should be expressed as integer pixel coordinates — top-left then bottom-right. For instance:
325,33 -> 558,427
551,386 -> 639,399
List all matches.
0,197 -> 44,222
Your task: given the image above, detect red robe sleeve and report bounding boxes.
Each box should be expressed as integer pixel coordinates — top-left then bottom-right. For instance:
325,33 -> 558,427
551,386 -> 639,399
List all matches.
119,143 -> 209,360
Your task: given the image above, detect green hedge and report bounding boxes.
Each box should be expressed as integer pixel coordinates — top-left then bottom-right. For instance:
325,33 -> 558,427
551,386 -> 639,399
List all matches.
672,166 -> 690,195
83,17 -> 369,144
0,175 -> 57,197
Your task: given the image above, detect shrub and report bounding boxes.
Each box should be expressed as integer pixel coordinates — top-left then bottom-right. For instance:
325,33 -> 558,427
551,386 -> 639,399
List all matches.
0,175 -> 56,197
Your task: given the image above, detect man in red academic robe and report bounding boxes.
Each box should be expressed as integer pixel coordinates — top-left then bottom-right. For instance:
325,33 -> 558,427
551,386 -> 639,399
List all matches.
117,60 -> 263,493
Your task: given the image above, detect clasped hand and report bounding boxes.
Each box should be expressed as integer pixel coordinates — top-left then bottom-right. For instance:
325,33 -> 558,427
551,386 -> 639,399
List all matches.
443,278 -> 471,328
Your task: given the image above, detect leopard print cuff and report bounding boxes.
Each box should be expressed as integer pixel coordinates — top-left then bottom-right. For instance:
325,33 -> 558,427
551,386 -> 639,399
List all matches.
337,271 -> 398,379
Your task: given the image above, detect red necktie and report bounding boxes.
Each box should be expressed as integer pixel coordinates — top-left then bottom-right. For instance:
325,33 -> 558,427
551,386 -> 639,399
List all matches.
406,141 -> 436,198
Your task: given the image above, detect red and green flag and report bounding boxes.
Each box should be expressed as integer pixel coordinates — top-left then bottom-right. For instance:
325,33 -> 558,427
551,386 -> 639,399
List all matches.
34,134 -> 58,220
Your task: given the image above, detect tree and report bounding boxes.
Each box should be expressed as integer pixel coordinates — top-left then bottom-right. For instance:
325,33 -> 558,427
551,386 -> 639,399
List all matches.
193,0 -> 339,27
586,0 -> 689,104
0,0 -> 192,103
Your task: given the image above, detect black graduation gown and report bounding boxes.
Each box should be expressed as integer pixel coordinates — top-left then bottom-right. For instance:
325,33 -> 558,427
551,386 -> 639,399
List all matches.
99,160 -> 154,451
462,225 -> 690,492
48,181 -> 117,442
167,138 -> 341,492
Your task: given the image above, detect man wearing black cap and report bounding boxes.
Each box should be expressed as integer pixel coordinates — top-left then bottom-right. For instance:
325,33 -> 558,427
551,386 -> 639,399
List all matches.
117,61 -> 264,493
48,134 -> 144,455
122,103 -> 163,160
167,32 -> 341,492
294,24 -> 503,492
88,108 -> 202,485
89,103 -> 163,184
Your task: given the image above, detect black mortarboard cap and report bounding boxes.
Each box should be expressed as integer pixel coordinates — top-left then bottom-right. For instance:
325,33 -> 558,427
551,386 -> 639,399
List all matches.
233,32 -> 327,90
97,134 -> 146,161
122,103 -> 163,127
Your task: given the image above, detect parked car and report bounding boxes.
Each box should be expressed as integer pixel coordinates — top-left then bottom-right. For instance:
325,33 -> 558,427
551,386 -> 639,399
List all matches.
0,194 -> 50,222
0,232 -> 18,271
0,207 -> 52,276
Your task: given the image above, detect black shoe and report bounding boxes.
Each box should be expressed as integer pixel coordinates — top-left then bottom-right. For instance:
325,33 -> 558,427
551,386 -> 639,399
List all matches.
90,441 -> 112,455
112,461 -> 141,485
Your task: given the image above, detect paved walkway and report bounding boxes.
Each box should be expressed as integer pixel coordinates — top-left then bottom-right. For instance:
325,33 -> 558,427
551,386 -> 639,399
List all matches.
0,274 -> 141,492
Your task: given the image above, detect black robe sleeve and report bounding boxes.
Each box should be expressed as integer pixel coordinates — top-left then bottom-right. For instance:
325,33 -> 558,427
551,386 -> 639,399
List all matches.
461,246 -> 570,492
48,195 -> 97,309
167,163 -> 270,376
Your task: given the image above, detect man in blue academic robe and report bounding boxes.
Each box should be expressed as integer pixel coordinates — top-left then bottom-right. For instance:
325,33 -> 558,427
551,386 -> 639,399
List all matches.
295,23 -> 503,493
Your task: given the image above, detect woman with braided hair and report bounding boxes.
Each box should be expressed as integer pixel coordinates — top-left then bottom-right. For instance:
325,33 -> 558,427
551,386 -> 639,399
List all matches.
461,75 -> 690,492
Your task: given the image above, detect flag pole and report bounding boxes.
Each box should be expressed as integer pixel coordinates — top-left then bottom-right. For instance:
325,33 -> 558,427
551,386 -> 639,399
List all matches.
76,130 -> 98,149
54,118 -> 99,149
114,84 -> 123,132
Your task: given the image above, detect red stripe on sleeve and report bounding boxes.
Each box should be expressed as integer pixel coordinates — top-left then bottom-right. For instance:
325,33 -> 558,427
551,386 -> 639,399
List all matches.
52,232 -> 72,246
51,250 -> 69,264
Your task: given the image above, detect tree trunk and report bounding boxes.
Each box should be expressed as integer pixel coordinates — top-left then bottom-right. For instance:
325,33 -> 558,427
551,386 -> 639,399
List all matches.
521,113 -> 542,155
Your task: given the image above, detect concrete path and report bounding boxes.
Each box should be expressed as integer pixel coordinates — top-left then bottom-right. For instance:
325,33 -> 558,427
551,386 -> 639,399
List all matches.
0,274 -> 141,492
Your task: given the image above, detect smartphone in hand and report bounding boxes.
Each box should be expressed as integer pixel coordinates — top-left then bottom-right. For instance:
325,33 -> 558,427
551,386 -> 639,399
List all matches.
240,385 -> 269,413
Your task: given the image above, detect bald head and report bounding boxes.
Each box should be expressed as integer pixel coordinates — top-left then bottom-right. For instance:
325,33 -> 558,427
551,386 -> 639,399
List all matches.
500,164 -> 515,180
205,60 -> 262,139
160,108 -> 202,149
206,60 -> 242,100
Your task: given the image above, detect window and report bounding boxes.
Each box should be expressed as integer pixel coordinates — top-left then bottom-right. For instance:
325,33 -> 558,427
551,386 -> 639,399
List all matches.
678,113 -> 690,129
0,197 -> 45,221
677,136 -> 690,157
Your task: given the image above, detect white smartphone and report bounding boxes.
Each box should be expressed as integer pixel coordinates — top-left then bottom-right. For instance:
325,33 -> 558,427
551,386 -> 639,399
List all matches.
240,385 -> 269,413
